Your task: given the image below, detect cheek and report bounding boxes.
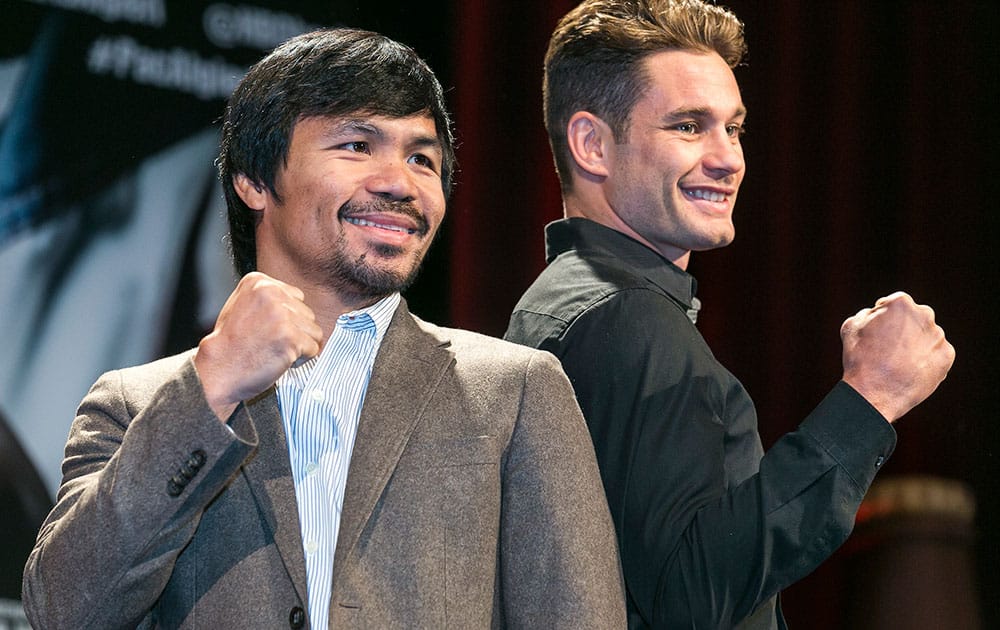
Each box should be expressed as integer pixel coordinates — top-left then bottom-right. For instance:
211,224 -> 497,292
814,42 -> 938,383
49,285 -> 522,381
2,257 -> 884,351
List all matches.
423,188 -> 447,224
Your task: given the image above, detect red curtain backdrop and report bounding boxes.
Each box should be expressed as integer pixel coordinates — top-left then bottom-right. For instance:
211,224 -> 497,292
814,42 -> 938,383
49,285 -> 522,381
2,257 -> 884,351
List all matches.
448,2 -> 1000,628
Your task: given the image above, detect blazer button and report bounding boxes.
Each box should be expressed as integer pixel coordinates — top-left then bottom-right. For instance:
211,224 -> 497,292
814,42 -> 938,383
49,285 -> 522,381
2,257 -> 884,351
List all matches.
188,449 -> 206,468
166,479 -> 183,497
288,606 -> 306,629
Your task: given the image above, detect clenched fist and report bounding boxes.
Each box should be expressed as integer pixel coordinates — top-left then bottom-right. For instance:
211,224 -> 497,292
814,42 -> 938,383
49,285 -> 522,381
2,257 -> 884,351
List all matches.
841,292 -> 955,423
193,272 -> 324,421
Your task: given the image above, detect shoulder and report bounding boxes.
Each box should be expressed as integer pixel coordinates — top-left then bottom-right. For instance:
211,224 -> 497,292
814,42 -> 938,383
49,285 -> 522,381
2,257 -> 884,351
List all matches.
524,286 -> 715,398
513,249 -> 650,322
411,315 -> 566,380
507,251 -> 672,348
415,315 -> 550,362
573,285 -> 692,339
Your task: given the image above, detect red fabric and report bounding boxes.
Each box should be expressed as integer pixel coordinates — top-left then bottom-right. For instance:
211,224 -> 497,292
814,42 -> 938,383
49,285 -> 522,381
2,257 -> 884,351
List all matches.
449,2 -> 575,336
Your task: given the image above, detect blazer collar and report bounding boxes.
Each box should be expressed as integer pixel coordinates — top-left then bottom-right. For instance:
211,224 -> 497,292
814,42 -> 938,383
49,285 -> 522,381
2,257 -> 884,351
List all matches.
333,298 -> 454,582
240,388 -> 310,606
238,299 -> 454,604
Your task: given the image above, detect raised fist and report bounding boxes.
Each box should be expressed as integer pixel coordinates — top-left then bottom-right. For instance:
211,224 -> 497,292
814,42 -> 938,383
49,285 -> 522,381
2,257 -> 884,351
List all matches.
193,272 -> 324,420
841,292 -> 955,422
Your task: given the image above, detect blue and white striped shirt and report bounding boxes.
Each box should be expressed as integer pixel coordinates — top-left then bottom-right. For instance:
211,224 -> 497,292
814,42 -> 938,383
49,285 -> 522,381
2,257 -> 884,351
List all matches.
276,292 -> 399,630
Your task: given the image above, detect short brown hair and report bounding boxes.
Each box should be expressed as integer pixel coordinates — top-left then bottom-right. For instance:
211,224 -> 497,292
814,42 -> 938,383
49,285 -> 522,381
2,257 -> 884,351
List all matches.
544,0 -> 746,191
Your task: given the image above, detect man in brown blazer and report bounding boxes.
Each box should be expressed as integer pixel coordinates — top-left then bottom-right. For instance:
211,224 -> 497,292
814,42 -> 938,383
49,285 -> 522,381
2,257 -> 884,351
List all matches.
22,28 -> 626,629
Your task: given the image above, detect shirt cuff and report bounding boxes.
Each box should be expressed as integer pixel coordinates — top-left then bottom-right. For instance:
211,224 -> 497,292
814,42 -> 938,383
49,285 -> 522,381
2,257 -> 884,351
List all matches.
798,381 -> 897,491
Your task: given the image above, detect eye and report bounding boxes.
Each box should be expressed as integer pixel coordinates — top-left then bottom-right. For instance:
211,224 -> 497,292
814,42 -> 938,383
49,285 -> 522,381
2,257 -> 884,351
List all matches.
726,123 -> 746,138
674,122 -> 699,134
340,141 -> 370,154
409,153 -> 438,172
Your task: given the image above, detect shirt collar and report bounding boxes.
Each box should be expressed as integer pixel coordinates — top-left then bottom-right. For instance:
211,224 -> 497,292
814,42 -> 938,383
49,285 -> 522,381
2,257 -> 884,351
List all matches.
337,292 -> 399,341
544,218 -> 702,324
280,292 -> 400,385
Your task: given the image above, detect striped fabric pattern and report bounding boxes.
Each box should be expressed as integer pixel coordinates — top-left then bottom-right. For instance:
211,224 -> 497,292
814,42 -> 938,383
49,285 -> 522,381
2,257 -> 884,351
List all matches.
276,292 -> 399,630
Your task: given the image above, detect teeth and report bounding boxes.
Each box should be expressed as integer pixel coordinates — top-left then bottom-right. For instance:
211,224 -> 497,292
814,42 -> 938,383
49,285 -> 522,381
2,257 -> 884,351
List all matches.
685,189 -> 726,203
345,217 -> 416,234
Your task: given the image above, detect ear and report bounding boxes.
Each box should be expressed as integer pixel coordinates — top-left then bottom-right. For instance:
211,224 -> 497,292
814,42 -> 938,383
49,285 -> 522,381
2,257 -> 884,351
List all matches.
566,111 -> 613,179
233,173 -> 269,211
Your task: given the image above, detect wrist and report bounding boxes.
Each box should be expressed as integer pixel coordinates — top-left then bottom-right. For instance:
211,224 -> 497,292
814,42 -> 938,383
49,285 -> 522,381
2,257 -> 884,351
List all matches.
841,376 -> 900,423
193,342 -> 240,422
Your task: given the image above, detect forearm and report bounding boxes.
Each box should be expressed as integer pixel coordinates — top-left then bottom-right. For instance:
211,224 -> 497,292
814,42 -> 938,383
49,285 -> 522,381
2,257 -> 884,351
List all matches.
641,383 -> 895,627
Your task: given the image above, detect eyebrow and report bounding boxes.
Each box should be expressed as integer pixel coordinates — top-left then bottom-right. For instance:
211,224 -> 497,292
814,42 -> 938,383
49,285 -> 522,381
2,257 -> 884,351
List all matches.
408,133 -> 443,155
327,119 -> 381,138
327,118 -> 442,154
663,105 -> 748,122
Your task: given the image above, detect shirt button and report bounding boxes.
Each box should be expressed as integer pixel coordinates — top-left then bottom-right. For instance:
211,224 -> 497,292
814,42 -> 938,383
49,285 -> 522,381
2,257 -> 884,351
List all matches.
305,462 -> 318,475
304,540 -> 318,554
310,388 -> 325,402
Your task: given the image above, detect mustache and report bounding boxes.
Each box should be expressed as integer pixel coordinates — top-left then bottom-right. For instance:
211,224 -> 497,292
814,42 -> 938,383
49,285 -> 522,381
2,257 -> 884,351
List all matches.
338,198 -> 430,235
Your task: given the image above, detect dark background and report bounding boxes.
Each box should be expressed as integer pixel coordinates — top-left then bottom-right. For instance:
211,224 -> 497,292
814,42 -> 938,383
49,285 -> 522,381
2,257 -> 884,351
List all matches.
439,2 -> 1000,627
4,1 -> 997,626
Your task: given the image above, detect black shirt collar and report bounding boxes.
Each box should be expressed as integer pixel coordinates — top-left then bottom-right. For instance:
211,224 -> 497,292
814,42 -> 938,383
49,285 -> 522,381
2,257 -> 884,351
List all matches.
544,218 -> 702,323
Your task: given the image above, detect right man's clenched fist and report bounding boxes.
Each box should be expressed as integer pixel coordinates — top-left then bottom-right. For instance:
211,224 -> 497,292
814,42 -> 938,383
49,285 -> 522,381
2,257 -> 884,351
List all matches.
840,292 -> 955,423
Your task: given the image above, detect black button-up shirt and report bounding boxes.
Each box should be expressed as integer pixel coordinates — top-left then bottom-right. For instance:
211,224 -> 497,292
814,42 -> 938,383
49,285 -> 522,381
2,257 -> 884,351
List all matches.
505,218 -> 896,629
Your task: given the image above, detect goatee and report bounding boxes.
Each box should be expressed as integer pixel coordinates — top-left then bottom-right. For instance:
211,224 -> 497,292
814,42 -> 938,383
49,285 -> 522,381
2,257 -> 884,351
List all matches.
320,197 -> 435,299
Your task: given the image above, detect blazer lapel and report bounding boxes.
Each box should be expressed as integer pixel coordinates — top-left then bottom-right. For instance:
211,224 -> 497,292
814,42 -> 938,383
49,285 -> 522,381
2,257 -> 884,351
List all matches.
240,389 -> 309,606
332,300 -> 454,582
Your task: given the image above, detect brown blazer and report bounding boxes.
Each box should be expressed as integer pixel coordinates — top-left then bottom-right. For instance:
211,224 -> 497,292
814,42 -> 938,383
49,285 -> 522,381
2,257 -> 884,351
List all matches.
23,301 -> 625,629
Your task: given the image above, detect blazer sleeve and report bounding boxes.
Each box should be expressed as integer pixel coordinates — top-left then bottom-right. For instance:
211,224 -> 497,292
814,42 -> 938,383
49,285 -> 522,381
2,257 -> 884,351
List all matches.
22,358 -> 258,630
498,350 -> 627,629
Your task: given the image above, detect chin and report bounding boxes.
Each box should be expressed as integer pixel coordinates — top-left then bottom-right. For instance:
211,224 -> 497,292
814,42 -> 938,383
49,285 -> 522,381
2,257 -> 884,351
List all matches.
694,233 -> 735,252
352,260 -> 423,296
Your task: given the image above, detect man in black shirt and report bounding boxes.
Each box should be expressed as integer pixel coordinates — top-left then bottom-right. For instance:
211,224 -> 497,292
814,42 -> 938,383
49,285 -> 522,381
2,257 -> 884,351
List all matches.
504,1 -> 956,628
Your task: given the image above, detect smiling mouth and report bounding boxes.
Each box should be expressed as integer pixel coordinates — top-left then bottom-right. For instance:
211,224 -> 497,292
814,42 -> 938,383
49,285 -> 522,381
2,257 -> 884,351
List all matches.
683,188 -> 729,203
344,216 -> 419,235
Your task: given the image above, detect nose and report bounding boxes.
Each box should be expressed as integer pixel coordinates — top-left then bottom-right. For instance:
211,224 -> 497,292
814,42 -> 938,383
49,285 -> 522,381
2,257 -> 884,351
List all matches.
366,157 -> 418,202
703,128 -> 745,179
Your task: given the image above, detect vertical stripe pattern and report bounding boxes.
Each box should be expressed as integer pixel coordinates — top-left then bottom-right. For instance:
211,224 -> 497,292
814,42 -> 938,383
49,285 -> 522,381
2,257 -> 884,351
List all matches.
276,292 -> 399,630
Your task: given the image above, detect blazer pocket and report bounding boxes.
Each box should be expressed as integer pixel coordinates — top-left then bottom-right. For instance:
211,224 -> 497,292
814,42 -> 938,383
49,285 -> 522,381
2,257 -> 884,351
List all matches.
397,435 -> 499,469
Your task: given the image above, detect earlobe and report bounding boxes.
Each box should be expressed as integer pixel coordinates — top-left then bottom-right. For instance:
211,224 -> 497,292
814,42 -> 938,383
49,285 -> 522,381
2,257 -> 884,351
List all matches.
566,112 -> 612,179
233,173 -> 269,211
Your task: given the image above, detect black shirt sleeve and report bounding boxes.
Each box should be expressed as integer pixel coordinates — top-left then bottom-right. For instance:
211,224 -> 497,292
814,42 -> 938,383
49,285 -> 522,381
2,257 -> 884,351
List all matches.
546,288 -> 895,628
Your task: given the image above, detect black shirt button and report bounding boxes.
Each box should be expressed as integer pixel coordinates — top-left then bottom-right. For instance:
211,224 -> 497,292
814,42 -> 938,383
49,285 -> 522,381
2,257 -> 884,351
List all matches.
289,606 -> 306,629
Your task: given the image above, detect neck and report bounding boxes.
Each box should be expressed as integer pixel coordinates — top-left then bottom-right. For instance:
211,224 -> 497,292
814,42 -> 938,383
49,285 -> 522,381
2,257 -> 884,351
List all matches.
562,192 -> 691,270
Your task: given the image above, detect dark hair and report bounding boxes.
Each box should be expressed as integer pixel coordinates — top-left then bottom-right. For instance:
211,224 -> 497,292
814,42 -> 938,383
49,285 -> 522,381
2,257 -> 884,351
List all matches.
545,0 -> 746,191
218,28 -> 456,276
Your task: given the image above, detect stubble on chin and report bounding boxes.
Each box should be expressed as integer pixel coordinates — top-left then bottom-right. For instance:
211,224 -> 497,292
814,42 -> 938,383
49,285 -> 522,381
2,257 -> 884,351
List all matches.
314,236 -> 424,302
320,198 -> 434,299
